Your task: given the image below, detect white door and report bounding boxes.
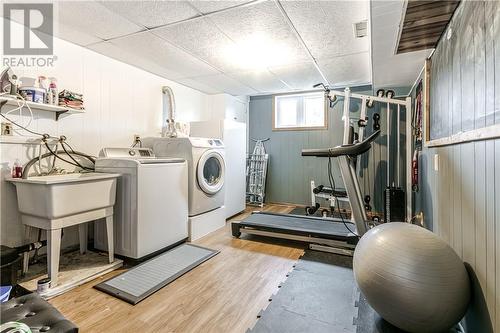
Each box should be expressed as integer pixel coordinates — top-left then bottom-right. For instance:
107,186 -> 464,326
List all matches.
223,120 -> 247,217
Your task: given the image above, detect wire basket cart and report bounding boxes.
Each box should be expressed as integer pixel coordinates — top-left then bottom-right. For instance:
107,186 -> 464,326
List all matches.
246,138 -> 269,207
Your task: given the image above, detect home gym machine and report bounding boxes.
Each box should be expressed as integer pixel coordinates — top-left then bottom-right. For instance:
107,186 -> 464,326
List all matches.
306,180 -> 349,217
232,87 -> 412,255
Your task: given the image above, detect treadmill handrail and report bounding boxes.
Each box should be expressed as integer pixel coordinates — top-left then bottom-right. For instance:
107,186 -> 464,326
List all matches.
301,130 -> 381,158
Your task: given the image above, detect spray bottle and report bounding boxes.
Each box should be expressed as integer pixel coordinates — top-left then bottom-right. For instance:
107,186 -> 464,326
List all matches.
49,78 -> 58,106
11,159 -> 22,178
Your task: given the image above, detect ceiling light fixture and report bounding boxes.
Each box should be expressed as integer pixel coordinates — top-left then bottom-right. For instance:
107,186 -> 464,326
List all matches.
223,32 -> 292,70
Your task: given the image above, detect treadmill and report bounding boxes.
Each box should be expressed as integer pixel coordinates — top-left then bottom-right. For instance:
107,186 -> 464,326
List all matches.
232,130 -> 381,255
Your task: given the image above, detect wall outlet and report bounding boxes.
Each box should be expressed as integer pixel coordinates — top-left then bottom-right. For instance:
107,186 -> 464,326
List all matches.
133,134 -> 140,142
1,122 -> 13,136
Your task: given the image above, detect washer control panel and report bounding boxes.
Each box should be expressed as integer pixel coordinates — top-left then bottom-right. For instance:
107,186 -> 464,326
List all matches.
99,147 -> 156,158
189,137 -> 224,148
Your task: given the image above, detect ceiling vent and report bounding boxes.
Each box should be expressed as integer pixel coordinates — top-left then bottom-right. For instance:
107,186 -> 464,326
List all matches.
354,20 -> 368,38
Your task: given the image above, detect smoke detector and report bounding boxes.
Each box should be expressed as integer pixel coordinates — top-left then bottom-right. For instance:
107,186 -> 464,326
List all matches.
353,20 -> 368,38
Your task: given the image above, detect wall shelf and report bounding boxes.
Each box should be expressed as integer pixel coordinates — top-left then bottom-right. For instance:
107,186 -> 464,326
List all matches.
0,96 -> 85,121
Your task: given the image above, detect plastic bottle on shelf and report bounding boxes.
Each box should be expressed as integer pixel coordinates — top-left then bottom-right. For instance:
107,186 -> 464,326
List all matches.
49,78 -> 58,105
11,159 -> 22,178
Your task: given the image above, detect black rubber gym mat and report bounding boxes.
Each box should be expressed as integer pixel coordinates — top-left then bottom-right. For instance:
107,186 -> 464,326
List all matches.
250,250 -> 358,333
240,212 -> 356,238
249,250 -> 461,333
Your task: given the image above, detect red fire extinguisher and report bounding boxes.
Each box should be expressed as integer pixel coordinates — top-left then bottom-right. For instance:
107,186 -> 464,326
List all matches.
412,150 -> 418,192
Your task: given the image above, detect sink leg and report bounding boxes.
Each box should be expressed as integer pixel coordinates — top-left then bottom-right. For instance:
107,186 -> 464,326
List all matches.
79,223 -> 88,254
47,228 -> 61,287
105,216 -> 114,264
22,225 -> 34,274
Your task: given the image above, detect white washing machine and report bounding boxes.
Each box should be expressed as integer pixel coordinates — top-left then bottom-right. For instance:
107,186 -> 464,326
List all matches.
94,147 -> 188,259
142,137 -> 226,241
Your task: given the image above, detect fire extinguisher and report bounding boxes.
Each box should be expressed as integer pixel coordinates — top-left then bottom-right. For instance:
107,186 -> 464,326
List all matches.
412,150 -> 419,192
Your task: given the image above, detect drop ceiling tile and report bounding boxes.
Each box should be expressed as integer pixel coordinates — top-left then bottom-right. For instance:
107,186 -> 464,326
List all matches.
318,52 -> 371,87
371,1 -> 431,88
229,70 -> 289,94
88,40 -> 185,80
152,17 -> 241,72
371,1 -> 404,18
175,78 -> 222,94
186,74 -> 257,96
56,23 -> 104,46
269,62 -> 324,90
109,32 -> 220,78
280,1 -> 369,59
208,1 -> 310,66
100,1 -> 200,29
55,1 -> 144,40
189,1 -> 251,14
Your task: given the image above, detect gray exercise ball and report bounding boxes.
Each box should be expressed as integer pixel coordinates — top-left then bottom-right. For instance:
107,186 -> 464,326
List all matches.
353,222 -> 470,333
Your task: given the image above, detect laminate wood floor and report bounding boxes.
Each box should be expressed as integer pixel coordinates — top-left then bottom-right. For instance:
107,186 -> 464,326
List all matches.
49,204 -> 304,333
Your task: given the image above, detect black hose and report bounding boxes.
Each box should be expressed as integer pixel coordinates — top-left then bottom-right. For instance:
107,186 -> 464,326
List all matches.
43,141 -> 93,171
60,140 -> 93,171
23,150 -> 95,178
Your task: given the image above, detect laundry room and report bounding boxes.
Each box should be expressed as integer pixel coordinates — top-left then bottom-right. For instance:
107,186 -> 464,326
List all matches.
1,1 -> 499,333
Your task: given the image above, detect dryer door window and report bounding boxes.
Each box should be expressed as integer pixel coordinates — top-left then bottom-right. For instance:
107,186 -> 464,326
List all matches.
197,150 -> 225,195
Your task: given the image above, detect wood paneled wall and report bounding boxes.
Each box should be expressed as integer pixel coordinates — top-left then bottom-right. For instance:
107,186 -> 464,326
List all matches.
416,1 -> 500,331
430,1 -> 500,140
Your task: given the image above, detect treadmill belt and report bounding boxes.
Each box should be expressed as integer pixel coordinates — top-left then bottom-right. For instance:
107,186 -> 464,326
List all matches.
241,212 -> 356,238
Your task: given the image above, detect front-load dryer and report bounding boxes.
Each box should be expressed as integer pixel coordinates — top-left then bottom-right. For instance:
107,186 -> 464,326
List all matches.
95,147 -> 188,259
142,137 -> 225,240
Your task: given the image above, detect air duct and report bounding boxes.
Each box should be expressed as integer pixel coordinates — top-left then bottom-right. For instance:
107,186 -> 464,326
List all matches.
162,86 -> 177,138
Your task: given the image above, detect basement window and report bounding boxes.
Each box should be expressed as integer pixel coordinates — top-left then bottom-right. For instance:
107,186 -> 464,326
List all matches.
273,91 -> 327,131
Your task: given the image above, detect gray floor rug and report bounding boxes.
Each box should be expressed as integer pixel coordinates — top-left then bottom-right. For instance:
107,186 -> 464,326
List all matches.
95,244 -> 218,304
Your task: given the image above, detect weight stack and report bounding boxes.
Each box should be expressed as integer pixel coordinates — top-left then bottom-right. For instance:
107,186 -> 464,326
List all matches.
384,187 -> 405,222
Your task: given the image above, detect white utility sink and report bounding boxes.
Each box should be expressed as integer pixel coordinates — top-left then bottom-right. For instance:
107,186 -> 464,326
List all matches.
8,172 -> 120,288
8,172 -> 120,219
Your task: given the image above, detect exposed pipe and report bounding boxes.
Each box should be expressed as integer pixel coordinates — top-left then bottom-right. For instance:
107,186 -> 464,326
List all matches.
162,86 -> 177,138
22,150 -> 95,178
